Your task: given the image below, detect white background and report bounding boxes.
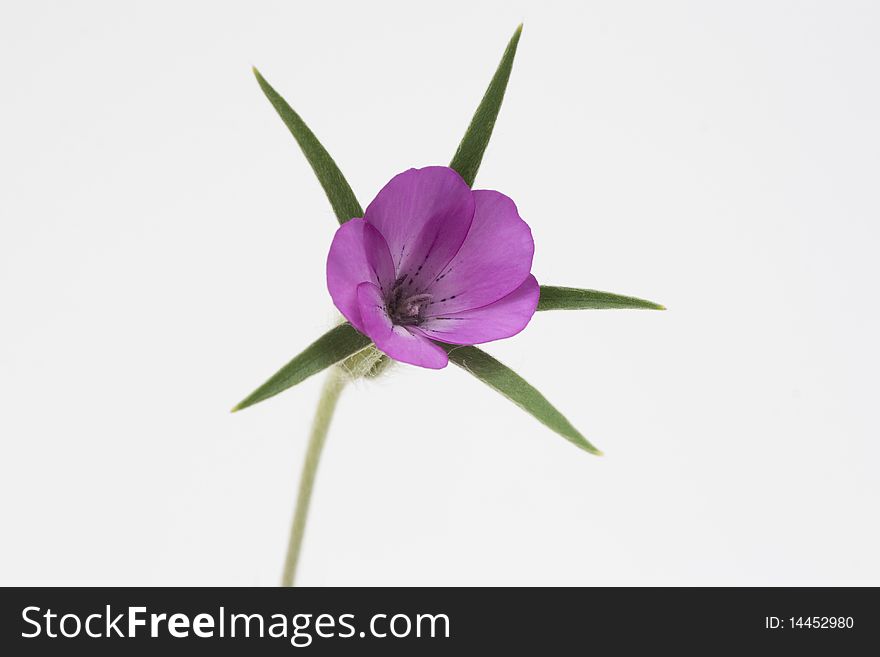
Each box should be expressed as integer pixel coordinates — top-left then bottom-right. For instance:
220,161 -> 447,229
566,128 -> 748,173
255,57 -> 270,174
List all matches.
2,0 -> 878,586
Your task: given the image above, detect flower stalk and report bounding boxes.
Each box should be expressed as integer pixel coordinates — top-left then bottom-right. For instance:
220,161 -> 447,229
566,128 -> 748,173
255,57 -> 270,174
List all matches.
281,365 -> 347,587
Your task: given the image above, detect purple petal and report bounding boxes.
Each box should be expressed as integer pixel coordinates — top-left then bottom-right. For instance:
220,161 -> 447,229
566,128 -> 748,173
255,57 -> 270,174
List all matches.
356,282 -> 448,369
417,275 -> 539,345
326,219 -> 395,332
425,190 -> 534,316
364,167 -> 475,292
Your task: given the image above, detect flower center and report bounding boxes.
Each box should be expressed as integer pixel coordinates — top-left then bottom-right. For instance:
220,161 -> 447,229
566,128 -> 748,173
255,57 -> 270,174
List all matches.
386,277 -> 432,326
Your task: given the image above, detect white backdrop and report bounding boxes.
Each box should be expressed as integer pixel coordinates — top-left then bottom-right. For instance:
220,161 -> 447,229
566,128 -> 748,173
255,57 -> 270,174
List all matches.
2,0 -> 878,586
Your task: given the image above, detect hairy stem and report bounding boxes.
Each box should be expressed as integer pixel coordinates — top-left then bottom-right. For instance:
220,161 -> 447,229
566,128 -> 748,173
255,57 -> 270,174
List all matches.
281,366 -> 346,586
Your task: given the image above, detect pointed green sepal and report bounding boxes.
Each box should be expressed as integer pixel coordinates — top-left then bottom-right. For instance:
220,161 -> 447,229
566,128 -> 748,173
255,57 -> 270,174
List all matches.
441,344 -> 602,455
538,286 -> 665,311
232,323 -> 371,412
449,24 -> 523,187
253,67 -> 363,224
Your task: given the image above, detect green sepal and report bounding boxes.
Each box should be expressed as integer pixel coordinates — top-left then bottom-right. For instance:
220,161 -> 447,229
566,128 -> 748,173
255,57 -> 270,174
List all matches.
538,286 -> 665,311
450,24 -> 523,187
232,323 -> 371,412
440,344 -> 602,455
253,67 -> 363,224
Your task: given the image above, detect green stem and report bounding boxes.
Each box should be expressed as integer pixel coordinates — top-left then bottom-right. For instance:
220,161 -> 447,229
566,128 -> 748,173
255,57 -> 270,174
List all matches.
281,365 -> 346,586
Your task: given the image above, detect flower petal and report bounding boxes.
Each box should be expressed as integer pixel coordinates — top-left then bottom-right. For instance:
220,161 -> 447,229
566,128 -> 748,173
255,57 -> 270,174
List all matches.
425,190 -> 534,316
356,282 -> 448,369
326,219 -> 395,331
364,167 -> 475,291
417,274 -> 539,345
362,222 -> 397,291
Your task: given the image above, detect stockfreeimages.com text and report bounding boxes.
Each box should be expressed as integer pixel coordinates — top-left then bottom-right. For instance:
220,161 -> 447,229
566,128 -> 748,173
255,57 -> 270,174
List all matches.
22,606 -> 450,647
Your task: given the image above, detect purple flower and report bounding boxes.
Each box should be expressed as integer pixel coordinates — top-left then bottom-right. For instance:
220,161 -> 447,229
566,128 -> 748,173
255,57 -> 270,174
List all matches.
326,166 -> 538,369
